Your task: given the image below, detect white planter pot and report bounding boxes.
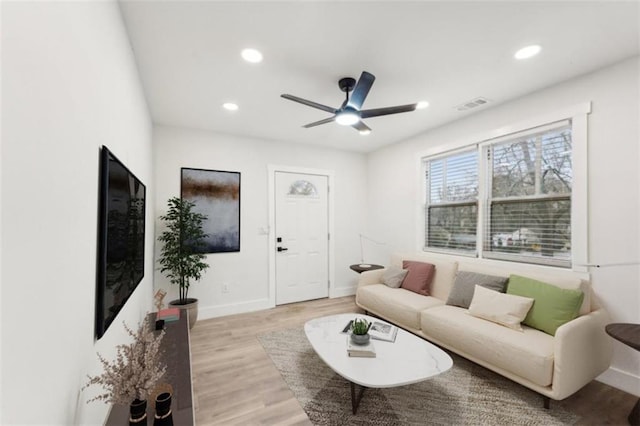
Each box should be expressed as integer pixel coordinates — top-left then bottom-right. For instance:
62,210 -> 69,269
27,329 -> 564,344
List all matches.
169,298 -> 198,329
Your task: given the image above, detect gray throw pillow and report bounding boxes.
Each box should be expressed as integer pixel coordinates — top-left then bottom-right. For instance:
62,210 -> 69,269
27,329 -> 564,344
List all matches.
382,266 -> 408,288
446,271 -> 508,309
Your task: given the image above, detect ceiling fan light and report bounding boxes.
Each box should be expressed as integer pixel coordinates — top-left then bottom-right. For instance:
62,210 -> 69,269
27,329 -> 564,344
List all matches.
335,111 -> 359,126
416,101 -> 429,109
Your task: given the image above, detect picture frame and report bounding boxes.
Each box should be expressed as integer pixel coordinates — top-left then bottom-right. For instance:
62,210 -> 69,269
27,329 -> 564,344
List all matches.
181,168 -> 240,253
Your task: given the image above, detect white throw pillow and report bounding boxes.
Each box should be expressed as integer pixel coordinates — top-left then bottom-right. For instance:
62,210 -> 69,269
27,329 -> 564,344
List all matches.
468,285 -> 534,331
382,266 -> 408,288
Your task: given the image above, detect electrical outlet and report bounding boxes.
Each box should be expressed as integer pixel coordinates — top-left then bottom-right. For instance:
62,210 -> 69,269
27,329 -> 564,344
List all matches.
222,283 -> 229,293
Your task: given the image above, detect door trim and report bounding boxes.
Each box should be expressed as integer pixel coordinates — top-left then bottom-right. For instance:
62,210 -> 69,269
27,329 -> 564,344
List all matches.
268,165 -> 335,307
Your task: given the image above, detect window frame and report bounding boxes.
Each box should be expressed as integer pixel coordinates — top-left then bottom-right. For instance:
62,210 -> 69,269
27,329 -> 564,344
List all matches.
422,147 -> 480,256
481,120 -> 573,268
420,103 -> 590,272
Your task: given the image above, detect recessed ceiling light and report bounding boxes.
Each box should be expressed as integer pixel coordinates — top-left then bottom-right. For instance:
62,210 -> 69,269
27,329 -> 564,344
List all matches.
416,101 -> 429,109
222,102 -> 238,111
359,129 -> 371,136
514,45 -> 541,60
241,48 -> 263,63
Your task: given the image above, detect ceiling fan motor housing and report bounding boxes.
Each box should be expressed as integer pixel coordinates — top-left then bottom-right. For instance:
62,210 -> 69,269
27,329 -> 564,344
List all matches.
338,77 -> 356,93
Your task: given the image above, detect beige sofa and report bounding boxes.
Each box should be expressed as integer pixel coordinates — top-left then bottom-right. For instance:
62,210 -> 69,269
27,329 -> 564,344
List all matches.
356,252 -> 613,406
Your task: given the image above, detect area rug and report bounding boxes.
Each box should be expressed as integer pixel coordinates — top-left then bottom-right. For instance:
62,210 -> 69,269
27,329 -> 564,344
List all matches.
258,328 -> 578,425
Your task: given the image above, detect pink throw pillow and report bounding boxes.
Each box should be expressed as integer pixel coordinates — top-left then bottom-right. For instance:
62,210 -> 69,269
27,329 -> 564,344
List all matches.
401,261 -> 436,296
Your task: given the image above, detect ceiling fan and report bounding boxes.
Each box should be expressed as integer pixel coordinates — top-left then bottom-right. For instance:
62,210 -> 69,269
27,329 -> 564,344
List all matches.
281,71 -> 418,134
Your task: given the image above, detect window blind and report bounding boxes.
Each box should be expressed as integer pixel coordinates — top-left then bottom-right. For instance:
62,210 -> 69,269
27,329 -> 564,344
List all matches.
424,150 -> 478,253
485,122 -> 572,267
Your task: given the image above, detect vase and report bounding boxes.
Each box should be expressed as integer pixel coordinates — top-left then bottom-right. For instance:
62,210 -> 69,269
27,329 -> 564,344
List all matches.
169,298 -> 198,329
129,398 -> 147,425
153,392 -> 173,426
350,333 -> 370,345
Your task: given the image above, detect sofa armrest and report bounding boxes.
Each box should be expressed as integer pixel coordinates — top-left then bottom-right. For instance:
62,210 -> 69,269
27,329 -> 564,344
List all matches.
551,308 -> 613,400
357,268 -> 386,287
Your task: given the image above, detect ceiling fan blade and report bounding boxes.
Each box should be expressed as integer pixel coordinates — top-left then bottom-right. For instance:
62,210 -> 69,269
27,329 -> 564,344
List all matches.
347,71 -> 375,110
351,120 -> 371,132
360,103 -> 417,119
281,94 -> 337,114
303,116 -> 336,128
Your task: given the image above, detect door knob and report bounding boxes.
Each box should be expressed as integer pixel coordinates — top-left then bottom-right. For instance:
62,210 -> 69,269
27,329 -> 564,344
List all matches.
277,247 -> 288,252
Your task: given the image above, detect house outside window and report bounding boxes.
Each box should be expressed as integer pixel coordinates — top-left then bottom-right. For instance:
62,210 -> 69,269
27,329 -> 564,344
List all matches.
423,119 -> 575,268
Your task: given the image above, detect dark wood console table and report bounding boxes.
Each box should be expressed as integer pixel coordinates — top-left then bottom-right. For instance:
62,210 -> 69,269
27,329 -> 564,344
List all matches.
605,323 -> 640,426
105,311 -> 194,425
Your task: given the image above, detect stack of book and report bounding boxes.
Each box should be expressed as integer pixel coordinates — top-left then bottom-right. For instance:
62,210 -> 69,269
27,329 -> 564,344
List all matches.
347,337 -> 376,358
156,308 -> 180,323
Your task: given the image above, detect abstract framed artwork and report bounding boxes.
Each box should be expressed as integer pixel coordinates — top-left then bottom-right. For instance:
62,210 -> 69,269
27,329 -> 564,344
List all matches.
181,168 -> 240,253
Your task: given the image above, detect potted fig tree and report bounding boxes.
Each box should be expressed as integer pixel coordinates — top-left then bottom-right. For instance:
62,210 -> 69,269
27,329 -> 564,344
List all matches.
157,197 -> 209,328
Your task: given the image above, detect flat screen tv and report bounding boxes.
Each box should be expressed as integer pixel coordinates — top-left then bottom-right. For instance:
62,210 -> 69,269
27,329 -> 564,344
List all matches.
96,146 -> 146,339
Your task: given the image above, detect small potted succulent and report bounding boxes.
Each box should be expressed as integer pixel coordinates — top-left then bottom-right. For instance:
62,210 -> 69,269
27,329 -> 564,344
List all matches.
350,318 -> 372,345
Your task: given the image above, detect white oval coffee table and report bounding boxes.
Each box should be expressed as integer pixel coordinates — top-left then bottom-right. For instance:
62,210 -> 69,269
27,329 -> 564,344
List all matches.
304,313 -> 453,414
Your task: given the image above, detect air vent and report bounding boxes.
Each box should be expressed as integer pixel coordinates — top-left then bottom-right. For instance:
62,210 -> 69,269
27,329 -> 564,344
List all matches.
456,97 -> 490,111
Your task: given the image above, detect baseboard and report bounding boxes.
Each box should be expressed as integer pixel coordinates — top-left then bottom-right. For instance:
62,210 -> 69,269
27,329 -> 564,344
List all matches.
198,298 -> 273,320
597,366 -> 640,398
330,286 -> 356,298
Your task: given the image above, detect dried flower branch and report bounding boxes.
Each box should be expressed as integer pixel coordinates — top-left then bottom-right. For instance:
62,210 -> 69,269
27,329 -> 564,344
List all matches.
84,317 -> 166,405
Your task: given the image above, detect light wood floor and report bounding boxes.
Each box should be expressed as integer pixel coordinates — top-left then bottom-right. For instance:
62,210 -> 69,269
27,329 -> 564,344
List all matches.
190,296 -> 637,425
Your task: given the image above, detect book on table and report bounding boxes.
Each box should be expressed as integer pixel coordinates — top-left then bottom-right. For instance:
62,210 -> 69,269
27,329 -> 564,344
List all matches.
156,308 -> 180,322
342,320 -> 398,343
368,321 -> 398,343
347,337 -> 376,358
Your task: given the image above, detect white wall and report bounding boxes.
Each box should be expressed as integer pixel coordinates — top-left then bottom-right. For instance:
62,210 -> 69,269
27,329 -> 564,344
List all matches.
1,1 -> 153,424
154,126 -> 367,318
367,56 -> 640,396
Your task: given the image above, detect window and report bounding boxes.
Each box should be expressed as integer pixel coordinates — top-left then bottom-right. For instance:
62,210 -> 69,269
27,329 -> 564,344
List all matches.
288,180 -> 318,197
423,119 -> 574,268
424,150 -> 478,253
485,121 -> 572,267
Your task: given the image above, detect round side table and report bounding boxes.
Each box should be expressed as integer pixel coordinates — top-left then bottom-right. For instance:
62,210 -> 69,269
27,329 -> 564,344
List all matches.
349,264 -> 384,274
606,323 -> 640,426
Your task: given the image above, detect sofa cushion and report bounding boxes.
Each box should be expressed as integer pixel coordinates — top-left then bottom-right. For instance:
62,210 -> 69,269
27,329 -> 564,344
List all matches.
446,271 -> 508,309
401,261 -> 435,295
356,284 -> 443,330
455,261 -> 591,316
520,274 -> 591,316
468,285 -> 534,331
382,266 -> 408,288
507,274 -> 584,336
391,254 -> 458,302
421,305 -> 554,387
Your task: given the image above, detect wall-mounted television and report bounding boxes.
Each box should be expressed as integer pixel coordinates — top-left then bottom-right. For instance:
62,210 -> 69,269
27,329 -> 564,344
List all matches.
96,146 -> 146,339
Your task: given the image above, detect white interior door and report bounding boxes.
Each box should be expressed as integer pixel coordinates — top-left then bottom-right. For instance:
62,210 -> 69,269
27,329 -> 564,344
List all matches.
275,172 -> 329,305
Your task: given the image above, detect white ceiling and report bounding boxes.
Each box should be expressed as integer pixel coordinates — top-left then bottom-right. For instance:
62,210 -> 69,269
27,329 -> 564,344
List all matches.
119,1 -> 639,153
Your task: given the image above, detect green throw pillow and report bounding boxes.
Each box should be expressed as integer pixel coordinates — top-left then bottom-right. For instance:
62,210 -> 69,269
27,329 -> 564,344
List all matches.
506,274 -> 584,336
